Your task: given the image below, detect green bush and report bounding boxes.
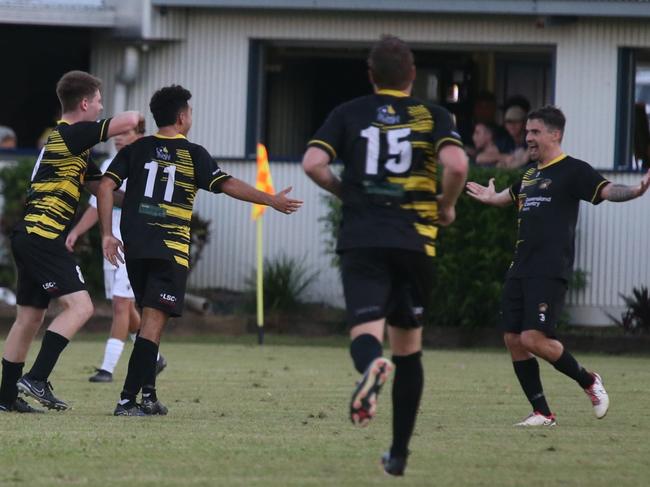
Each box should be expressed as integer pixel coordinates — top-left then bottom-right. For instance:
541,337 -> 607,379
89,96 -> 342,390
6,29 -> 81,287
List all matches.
607,286 -> 650,334
246,254 -> 318,313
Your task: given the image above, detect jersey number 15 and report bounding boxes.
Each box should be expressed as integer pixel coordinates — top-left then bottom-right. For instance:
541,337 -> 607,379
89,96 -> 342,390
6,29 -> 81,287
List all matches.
360,126 -> 412,175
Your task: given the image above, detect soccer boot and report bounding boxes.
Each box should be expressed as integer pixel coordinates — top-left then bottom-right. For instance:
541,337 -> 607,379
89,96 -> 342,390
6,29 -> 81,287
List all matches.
349,357 -> 394,427
584,372 -> 609,419
0,397 -> 45,413
155,355 -> 167,376
89,369 -> 113,383
141,396 -> 168,415
113,401 -> 146,417
381,451 -> 407,477
17,376 -> 69,411
514,411 -> 557,426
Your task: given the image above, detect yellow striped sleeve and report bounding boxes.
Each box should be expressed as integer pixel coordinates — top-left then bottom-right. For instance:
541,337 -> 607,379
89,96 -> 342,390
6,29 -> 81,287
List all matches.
591,180 -> 609,203
99,119 -> 111,142
308,139 -> 337,160
104,170 -> 123,186
434,137 -> 464,153
209,174 -> 231,192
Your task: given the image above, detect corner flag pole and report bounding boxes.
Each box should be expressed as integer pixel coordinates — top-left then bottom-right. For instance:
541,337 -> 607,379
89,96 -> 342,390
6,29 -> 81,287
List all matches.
251,143 -> 274,345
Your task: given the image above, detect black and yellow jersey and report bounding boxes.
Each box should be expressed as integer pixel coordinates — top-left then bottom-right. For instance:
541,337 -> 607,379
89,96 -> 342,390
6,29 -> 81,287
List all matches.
308,89 -> 463,256
508,155 -> 609,280
16,119 -> 110,240
104,134 -> 231,268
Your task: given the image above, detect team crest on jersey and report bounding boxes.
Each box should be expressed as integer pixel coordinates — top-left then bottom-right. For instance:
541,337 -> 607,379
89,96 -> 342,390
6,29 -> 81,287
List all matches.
539,178 -> 552,190
376,105 -> 400,124
155,146 -> 172,161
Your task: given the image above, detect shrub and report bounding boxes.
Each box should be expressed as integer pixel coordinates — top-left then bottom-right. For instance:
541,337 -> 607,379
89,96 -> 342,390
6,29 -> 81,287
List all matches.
607,286 -> 650,334
246,254 -> 318,313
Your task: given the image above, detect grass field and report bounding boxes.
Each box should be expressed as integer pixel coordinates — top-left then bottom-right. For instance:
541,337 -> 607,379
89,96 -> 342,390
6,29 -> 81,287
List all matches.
1,334 -> 649,486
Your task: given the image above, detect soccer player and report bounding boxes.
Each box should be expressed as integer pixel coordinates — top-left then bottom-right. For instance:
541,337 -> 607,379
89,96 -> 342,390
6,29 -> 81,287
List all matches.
98,85 -> 302,416
466,105 -> 650,426
0,70 -> 142,413
302,36 -> 468,476
65,122 -> 167,383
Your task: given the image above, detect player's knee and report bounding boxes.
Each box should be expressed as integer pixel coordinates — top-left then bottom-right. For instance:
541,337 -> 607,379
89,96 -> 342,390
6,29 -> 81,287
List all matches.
520,332 -> 542,354
503,332 -> 522,351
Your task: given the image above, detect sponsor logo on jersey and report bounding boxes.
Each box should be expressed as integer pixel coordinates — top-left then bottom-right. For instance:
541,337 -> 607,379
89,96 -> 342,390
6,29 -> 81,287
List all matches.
376,105 -> 400,124
42,281 -> 57,292
539,178 -> 552,190
155,146 -> 172,161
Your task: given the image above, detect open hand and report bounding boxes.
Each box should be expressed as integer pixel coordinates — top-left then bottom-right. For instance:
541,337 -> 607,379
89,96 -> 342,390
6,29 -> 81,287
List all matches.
466,178 -> 497,204
102,235 -> 125,267
271,186 -> 303,214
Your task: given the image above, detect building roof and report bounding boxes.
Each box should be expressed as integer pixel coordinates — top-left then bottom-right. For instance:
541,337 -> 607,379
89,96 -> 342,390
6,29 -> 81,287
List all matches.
0,0 -> 115,27
151,0 -> 650,19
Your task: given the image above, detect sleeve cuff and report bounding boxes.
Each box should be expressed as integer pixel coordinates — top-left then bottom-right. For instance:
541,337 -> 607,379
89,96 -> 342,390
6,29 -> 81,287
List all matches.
434,137 -> 464,153
99,118 -> 112,142
208,174 -> 232,193
307,139 -> 337,160
590,180 -> 609,204
104,170 -> 123,187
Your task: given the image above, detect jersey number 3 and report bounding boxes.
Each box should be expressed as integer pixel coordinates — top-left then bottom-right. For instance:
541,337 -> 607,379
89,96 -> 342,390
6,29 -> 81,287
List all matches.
360,126 -> 412,175
144,161 -> 177,202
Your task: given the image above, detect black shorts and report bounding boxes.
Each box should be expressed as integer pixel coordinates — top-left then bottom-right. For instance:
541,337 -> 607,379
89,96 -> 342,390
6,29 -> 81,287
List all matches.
340,248 -> 435,329
500,277 -> 568,338
11,231 -> 87,309
126,258 -> 188,318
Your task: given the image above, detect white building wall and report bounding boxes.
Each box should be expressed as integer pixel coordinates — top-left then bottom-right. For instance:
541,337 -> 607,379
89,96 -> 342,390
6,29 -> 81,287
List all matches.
91,12 -> 650,166
89,10 -> 650,318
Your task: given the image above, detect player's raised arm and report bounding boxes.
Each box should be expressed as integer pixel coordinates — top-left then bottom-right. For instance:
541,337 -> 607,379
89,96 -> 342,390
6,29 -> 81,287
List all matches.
302,146 -> 342,198
600,169 -> 650,202
466,177 -> 514,207
220,177 -> 303,215
106,111 -> 143,138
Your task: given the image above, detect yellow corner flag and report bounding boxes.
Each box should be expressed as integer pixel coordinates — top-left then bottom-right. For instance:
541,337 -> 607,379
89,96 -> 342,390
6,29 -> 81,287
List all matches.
252,143 -> 274,344
251,143 -> 275,220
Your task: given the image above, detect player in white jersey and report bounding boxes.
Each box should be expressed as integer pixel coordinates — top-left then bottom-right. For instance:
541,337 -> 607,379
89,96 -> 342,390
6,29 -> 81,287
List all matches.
66,123 -> 166,382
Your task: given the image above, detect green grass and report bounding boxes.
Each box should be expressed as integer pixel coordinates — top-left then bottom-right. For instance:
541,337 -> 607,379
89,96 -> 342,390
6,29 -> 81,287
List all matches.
1,335 -> 650,486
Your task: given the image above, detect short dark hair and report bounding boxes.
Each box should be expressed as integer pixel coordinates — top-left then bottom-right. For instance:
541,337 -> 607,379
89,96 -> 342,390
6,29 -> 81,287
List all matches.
476,121 -> 498,138
149,85 -> 192,127
367,35 -> 414,90
528,105 -> 566,133
56,71 -> 102,113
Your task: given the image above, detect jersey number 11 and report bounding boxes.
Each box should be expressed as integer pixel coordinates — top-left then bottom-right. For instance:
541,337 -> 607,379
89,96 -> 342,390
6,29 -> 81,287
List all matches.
144,161 -> 177,202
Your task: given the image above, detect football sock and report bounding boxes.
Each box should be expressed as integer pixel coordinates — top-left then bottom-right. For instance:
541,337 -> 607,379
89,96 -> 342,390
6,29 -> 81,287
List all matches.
513,358 -> 552,416
0,359 -> 23,405
121,337 -> 157,403
100,338 -> 125,374
26,330 -> 69,381
142,343 -> 160,402
390,351 -> 423,458
551,350 -> 595,389
349,334 -> 383,374
129,333 -> 137,343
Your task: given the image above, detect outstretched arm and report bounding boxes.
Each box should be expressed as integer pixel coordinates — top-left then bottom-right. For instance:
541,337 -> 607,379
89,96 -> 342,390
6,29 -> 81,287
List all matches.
302,147 -> 342,198
466,178 -> 514,207
220,177 -> 303,214
601,170 -> 650,202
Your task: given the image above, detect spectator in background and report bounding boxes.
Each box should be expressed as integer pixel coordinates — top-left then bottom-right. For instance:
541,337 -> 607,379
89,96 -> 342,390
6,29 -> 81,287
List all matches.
459,91 -> 511,156
472,122 -> 501,167
0,126 -> 17,149
498,104 -> 530,169
634,102 -> 650,170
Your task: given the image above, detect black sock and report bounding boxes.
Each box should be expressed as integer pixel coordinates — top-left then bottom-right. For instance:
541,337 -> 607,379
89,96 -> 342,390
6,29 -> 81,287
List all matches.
552,350 -> 595,389
513,358 -> 552,416
390,351 -> 423,458
349,334 -> 383,374
0,359 -> 24,405
26,331 -> 69,381
121,337 -> 158,403
141,342 -> 160,402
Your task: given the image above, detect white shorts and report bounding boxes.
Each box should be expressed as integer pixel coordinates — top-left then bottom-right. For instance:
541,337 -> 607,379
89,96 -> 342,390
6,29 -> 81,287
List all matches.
103,263 -> 135,300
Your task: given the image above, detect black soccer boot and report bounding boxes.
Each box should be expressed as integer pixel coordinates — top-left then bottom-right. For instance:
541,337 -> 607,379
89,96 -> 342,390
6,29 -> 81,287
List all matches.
89,369 -> 113,383
0,397 -> 45,413
349,357 -> 394,427
114,400 -> 146,417
17,376 -> 69,410
381,451 -> 408,476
